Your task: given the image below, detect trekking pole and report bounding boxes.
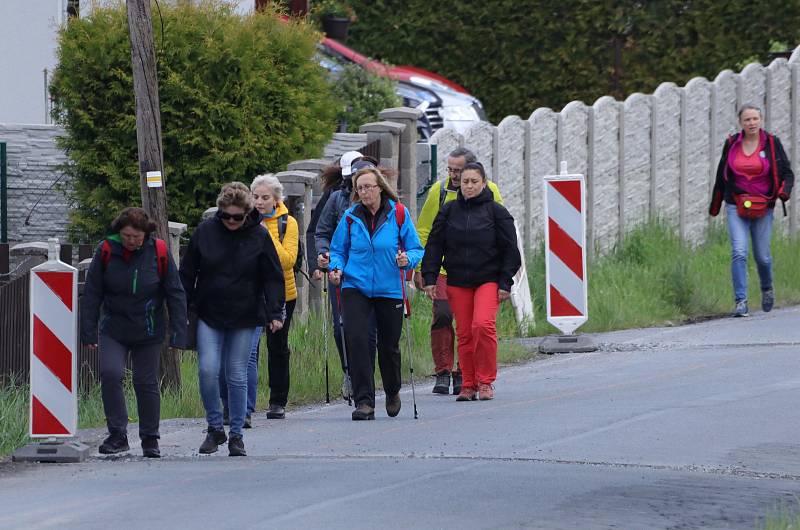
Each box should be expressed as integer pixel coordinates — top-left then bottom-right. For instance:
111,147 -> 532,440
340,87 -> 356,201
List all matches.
322,268 -> 330,404
400,268 -> 419,419
335,282 -> 353,407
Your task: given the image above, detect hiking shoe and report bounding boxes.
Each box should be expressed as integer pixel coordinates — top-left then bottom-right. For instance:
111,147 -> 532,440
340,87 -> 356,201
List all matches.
432,371 -> 450,394
734,300 -> 749,317
762,289 -> 775,313
341,375 -> 353,401
478,383 -> 494,401
351,404 -> 375,421
266,404 -> 286,419
222,409 -> 230,426
452,371 -> 462,395
243,414 -> 252,429
228,435 -> 246,457
199,427 -> 227,454
141,436 -> 160,458
99,433 -> 129,455
228,434 -> 247,456
455,387 -> 477,401
386,393 -> 401,417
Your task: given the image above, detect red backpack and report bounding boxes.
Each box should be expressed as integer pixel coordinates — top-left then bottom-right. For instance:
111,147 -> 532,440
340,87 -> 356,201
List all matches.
101,238 -> 169,279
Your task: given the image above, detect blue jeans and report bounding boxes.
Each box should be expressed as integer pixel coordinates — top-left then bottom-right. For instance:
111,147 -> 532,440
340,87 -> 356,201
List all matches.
197,319 -> 256,437
219,327 -> 261,416
725,203 -> 774,303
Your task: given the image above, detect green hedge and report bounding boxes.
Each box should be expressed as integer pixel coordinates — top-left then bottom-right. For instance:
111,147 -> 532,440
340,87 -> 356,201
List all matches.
50,1 -> 337,239
346,0 -> 800,123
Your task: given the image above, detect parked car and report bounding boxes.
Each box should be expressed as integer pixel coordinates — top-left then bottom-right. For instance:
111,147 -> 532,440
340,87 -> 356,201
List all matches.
318,37 -> 487,139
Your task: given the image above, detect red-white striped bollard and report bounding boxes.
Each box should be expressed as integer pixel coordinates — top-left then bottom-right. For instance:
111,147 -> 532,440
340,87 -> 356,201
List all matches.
540,163 -> 596,353
29,238 -> 78,436
13,238 -> 87,462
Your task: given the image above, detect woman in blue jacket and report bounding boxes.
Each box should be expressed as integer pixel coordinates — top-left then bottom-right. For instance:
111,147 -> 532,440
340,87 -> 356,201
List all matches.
328,167 -> 423,420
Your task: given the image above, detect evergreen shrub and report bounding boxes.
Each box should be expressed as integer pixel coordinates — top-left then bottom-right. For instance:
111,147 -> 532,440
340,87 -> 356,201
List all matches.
50,1 -> 337,238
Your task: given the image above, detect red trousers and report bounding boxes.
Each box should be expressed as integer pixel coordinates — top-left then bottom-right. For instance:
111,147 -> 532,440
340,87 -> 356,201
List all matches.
431,274 -> 456,374
446,282 -> 500,389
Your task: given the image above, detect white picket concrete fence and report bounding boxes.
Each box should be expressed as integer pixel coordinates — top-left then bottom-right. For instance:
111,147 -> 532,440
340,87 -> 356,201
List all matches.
430,47 -> 800,255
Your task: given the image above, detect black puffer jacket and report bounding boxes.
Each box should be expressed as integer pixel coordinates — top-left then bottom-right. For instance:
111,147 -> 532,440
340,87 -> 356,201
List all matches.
80,235 -> 188,347
422,186 -> 521,292
180,209 -> 285,329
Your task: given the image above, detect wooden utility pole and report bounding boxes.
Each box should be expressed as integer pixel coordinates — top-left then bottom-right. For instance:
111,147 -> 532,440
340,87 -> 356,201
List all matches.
126,0 -> 181,388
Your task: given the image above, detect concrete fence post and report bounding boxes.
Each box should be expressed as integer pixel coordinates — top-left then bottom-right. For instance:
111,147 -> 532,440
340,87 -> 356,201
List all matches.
274,170 -> 316,320
379,107 -> 423,218
359,121 -> 405,190
167,221 -> 187,265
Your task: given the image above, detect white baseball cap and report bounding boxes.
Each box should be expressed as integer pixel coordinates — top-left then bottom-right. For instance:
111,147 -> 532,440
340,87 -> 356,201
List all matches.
339,151 -> 363,176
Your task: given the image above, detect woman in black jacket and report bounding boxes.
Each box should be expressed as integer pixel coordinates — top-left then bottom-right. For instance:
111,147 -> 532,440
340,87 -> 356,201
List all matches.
81,207 -> 187,458
180,182 -> 285,457
421,162 -> 521,402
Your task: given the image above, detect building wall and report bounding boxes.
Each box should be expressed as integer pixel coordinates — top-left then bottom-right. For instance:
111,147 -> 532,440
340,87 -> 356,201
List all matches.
0,0 -> 66,125
0,124 -> 71,244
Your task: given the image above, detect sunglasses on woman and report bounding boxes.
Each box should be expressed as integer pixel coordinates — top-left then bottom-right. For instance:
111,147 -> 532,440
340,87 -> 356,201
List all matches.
216,211 -> 246,222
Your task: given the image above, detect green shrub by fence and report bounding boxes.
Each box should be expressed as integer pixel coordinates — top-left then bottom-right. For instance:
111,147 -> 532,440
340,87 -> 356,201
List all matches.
49,1 -> 337,239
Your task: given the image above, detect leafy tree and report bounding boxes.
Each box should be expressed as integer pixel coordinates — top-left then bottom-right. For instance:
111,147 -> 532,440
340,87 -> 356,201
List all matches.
330,64 -> 400,132
346,0 -> 800,122
50,1 -> 337,239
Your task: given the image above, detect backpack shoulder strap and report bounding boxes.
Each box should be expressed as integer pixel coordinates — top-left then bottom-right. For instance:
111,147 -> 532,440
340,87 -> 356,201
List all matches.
394,201 -> 413,281
395,201 -> 406,250
768,133 -> 779,197
154,238 -> 168,280
722,133 -> 737,183
101,240 -> 112,271
278,213 -> 288,242
438,178 -> 448,207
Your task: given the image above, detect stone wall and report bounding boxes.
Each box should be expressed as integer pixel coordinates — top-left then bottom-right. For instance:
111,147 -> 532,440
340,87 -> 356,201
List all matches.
430,47 -> 800,252
0,124 -> 71,244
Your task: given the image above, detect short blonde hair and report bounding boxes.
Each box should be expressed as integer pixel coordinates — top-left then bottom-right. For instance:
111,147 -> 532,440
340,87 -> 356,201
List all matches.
216,181 -> 253,211
351,168 -> 399,203
250,173 -> 283,202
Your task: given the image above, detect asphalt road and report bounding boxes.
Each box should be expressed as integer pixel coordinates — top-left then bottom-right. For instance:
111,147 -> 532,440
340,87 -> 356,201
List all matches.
2,307 -> 800,529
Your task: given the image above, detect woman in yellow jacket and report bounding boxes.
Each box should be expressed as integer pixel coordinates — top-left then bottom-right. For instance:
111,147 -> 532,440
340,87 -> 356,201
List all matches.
251,174 -> 298,420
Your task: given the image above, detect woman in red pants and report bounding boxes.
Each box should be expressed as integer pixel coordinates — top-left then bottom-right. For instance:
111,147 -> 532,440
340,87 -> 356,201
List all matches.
421,162 -> 521,401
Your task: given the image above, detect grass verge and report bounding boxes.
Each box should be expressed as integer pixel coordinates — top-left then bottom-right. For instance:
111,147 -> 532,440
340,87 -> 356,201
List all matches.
761,500 -> 800,530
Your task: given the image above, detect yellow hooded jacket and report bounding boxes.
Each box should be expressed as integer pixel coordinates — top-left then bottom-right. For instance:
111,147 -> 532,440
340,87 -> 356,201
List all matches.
262,202 -> 299,302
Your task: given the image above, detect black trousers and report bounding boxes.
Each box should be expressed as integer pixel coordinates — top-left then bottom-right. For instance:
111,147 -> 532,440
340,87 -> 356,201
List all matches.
267,299 -> 297,406
99,334 -> 161,439
342,288 -> 403,408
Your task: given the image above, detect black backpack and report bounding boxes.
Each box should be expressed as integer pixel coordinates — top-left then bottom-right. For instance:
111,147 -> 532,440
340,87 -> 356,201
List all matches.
277,213 -> 308,281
